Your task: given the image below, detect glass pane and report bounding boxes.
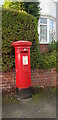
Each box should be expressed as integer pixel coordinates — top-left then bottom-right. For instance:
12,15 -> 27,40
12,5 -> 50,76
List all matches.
40,18 -> 47,24
40,25 -> 47,42
49,19 -> 53,43
49,19 -> 53,27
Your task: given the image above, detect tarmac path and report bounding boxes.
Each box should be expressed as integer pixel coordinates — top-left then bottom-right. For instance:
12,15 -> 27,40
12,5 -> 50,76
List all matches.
2,89 -> 56,118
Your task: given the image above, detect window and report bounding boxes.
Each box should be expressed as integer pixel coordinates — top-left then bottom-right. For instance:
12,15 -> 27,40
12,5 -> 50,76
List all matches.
40,18 -> 47,24
39,18 -> 47,43
40,25 -> 47,42
38,18 -> 55,44
49,19 -> 53,43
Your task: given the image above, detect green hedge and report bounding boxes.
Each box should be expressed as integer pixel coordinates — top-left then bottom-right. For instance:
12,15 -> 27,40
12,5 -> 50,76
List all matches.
2,8 -> 40,71
39,51 -> 56,69
56,41 -> 58,71
48,41 -> 56,52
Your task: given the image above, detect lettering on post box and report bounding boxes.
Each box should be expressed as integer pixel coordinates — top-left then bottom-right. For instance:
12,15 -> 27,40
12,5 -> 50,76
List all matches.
23,56 -> 28,65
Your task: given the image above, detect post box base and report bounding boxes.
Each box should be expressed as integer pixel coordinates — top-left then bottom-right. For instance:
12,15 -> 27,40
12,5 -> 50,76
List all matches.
16,87 -> 32,99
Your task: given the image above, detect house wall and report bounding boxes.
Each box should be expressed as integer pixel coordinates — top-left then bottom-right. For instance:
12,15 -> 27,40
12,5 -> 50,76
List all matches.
40,0 -> 56,18
39,44 -> 48,53
56,1 -> 58,40
1,68 -> 57,93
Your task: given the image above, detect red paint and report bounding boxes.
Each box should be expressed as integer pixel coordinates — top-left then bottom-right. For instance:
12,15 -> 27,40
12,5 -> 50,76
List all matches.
12,41 -> 32,89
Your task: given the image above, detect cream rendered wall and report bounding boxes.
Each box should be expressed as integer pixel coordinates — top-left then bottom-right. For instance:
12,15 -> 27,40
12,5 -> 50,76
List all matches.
56,1 -> 58,40
40,0 -> 56,18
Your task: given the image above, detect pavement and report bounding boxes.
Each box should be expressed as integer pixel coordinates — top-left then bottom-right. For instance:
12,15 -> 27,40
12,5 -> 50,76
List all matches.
2,88 -> 56,118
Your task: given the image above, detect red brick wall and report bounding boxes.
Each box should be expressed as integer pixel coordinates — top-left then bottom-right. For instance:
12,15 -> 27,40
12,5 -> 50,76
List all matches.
0,68 -> 57,92
31,68 -> 57,88
39,44 -> 48,53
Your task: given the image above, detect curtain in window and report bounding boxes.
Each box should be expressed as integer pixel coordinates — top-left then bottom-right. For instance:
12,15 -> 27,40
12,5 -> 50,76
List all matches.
49,19 -> 53,43
40,25 -> 47,42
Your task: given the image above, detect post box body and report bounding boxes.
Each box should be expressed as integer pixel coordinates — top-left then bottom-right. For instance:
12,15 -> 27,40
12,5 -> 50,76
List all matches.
12,41 -> 32,89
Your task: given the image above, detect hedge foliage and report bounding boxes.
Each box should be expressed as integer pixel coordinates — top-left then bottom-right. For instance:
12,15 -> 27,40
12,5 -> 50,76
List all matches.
56,41 -> 58,71
3,1 -> 40,19
2,8 -> 39,71
48,41 -> 56,52
39,50 -> 56,69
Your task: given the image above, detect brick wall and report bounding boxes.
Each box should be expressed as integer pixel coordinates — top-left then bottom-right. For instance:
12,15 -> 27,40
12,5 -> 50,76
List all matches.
39,44 -> 48,53
31,68 -> 57,88
0,68 -> 57,92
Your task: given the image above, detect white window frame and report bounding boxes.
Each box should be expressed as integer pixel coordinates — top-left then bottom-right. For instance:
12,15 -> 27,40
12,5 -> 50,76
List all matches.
38,17 -> 56,44
38,18 -> 49,44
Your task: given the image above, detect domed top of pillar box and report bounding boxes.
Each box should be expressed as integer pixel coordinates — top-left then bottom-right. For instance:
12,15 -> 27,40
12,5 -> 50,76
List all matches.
12,40 -> 32,47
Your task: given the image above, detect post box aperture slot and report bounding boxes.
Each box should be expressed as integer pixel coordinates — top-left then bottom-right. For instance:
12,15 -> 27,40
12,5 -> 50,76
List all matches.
22,56 -> 28,65
21,51 -> 28,53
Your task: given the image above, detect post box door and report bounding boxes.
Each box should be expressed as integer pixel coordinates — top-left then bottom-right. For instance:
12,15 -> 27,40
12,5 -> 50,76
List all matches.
19,51 -> 31,88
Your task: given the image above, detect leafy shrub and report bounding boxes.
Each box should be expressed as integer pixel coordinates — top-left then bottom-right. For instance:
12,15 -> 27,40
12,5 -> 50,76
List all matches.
3,1 -> 40,19
48,41 -> 56,52
56,41 -> 58,71
48,41 -> 57,70
56,40 -> 58,51
2,8 -> 40,71
39,51 -> 56,69
56,51 -> 58,71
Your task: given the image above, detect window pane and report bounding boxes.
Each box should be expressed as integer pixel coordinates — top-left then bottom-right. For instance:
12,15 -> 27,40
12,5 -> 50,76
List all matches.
49,19 -> 53,43
40,18 -> 47,24
40,25 -> 47,42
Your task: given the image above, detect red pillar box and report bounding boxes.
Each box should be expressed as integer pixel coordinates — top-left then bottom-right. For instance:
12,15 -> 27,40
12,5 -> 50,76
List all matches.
12,41 -> 32,99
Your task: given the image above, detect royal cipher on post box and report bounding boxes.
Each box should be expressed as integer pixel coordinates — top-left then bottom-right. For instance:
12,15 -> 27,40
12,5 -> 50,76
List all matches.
12,40 -> 32,98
